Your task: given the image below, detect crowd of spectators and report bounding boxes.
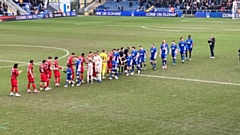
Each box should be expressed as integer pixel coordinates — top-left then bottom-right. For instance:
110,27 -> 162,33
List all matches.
0,2 -> 9,16
98,0 -> 237,13
109,0 -> 235,12
13,0 -> 46,14
153,0 -> 234,12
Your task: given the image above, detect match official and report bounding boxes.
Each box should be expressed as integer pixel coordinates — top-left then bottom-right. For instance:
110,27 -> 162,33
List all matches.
124,45 -> 130,70
208,35 -> 215,59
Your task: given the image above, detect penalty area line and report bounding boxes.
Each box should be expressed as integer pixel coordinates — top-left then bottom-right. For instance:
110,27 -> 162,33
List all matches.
135,74 -> 240,86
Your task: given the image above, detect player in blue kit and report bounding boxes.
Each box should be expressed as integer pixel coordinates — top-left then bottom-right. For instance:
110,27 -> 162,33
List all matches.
170,40 -> 178,66
125,52 -> 133,76
185,35 -> 194,61
131,47 -> 138,74
159,40 -> 169,69
139,46 -> 147,70
75,57 -> 81,86
109,49 -> 119,80
178,37 -> 187,63
150,44 -> 157,70
135,51 -> 142,74
64,64 -> 74,87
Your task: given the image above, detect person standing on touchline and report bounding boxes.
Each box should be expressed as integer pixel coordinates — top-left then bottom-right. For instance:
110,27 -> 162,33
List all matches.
208,35 -> 215,59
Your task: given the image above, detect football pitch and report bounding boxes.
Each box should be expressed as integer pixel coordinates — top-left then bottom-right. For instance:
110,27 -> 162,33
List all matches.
1,16 -> 240,135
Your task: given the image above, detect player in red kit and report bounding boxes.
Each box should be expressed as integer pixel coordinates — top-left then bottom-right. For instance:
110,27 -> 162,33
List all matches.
79,53 -> 86,83
67,53 -> 75,82
40,60 -> 51,91
53,57 -> 63,87
46,56 -> 53,89
27,60 -> 39,93
87,51 -> 93,59
107,51 -> 113,76
10,63 -> 22,97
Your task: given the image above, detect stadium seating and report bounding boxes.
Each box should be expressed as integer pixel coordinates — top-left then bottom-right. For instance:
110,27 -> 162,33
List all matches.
0,2 -> 13,16
95,0 -> 234,13
13,0 -> 51,15
96,0 -> 147,12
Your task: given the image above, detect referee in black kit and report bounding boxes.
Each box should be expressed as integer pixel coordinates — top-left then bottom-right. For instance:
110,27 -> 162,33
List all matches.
208,35 -> 215,59
124,45 -> 131,71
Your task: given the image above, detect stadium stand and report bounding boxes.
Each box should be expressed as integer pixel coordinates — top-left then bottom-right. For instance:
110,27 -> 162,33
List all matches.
96,0 -> 149,11
0,1 -> 15,16
13,0 -> 51,14
95,0 -> 234,14
0,2 -> 7,16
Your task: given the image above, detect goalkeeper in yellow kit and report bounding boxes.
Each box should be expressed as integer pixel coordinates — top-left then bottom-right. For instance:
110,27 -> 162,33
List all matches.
99,49 -> 108,79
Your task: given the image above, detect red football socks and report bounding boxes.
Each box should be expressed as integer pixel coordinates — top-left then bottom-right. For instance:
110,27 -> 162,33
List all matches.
10,86 -> 14,92
72,73 -> 75,80
47,80 -> 50,87
80,74 -> 83,80
27,83 -> 30,89
32,83 -> 36,89
15,87 -> 18,93
57,78 -> 60,83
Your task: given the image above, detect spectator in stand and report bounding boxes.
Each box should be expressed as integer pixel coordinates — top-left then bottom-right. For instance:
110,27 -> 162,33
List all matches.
34,7 -> 39,14
129,1 -> 132,7
169,5 -> 174,12
121,5 -> 124,11
17,10 -> 20,15
0,6 -> 3,16
226,0 -> 232,9
175,0 -> 180,9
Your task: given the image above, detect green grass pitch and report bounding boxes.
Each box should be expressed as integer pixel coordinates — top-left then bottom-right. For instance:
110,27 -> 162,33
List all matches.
1,16 -> 240,135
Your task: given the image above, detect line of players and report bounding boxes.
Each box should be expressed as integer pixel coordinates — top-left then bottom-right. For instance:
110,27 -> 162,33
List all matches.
64,47 -> 149,87
63,35 -> 193,87
9,35 -> 193,96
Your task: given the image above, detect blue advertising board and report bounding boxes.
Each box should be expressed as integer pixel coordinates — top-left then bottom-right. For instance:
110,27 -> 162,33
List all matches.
16,14 -> 38,20
194,12 -> 239,18
96,11 -> 182,17
14,12 -> 76,21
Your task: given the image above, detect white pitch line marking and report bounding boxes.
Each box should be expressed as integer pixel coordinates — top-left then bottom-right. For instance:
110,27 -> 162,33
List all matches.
0,45 -> 69,68
0,60 -> 28,64
135,74 -> 240,86
141,26 -> 240,32
75,18 -> 140,25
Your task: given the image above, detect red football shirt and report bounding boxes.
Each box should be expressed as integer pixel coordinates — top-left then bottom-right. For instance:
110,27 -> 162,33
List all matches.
53,60 -> 59,69
11,68 -> 19,80
46,59 -> 52,71
27,63 -> 34,76
79,56 -> 86,67
39,64 -> 47,74
108,52 -> 113,63
87,54 -> 92,59
67,56 -> 73,66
